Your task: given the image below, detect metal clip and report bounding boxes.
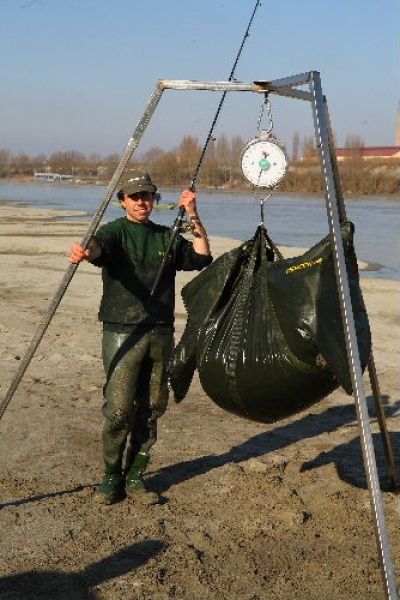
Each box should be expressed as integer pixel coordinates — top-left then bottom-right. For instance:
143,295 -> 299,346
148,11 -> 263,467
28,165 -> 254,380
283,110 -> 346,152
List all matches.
256,92 -> 273,136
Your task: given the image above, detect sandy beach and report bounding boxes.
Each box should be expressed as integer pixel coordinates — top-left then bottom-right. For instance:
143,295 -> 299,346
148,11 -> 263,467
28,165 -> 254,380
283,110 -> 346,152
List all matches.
0,202 -> 399,600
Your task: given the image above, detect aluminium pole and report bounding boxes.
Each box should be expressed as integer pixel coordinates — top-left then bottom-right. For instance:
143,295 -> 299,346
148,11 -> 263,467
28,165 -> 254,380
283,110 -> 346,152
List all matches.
310,70 -> 398,600
0,82 -> 165,423
323,97 -> 399,490
322,97 -> 346,223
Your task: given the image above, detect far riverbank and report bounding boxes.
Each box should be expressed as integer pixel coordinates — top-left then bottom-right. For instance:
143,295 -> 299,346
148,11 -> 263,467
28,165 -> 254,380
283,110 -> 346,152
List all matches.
0,180 -> 398,280
2,171 -> 400,196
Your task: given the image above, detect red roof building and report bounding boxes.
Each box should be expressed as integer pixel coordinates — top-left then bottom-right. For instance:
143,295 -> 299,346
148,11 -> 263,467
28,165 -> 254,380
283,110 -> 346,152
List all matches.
335,146 -> 400,161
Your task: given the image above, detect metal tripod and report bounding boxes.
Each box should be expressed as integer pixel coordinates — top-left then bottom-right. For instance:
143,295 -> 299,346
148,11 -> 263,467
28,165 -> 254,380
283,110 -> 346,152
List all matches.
130,73 -> 399,598
1,73 -> 398,598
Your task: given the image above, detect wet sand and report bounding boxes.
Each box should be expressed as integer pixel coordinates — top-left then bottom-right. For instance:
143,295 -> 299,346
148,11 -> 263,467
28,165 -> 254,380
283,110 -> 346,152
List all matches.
0,203 -> 399,600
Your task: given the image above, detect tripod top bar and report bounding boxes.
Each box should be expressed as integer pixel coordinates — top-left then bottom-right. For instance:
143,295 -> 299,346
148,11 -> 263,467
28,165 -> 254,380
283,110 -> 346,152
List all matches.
157,72 -> 313,101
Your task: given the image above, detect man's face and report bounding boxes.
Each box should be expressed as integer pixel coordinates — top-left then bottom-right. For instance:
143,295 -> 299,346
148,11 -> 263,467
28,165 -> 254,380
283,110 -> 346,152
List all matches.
121,191 -> 154,223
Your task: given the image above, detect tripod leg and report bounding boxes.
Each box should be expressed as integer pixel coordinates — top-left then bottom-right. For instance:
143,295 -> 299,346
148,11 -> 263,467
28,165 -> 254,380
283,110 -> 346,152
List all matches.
310,70 -> 399,600
368,353 -> 400,492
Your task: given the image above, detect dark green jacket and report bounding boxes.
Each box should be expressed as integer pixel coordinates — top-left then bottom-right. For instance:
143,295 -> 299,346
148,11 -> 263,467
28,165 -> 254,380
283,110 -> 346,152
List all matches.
92,217 -> 212,326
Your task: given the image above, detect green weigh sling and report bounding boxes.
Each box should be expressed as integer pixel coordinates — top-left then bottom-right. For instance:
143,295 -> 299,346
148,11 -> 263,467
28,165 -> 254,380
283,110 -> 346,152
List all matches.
169,222 -> 371,423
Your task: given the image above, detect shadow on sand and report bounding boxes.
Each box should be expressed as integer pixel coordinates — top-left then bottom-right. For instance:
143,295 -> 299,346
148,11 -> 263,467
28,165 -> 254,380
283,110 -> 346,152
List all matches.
148,395 -> 400,494
1,395 -> 398,510
301,430 -> 400,491
0,539 -> 165,600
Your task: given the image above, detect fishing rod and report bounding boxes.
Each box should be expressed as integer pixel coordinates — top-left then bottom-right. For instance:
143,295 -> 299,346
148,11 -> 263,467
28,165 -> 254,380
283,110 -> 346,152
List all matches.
150,0 -> 262,297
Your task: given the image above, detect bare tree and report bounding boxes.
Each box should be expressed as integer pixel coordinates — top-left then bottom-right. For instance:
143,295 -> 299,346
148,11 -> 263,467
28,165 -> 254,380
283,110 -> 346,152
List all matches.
140,147 -> 165,166
230,135 -> 246,182
178,136 -> 200,166
302,135 -> 316,159
345,134 -> 365,149
292,131 -> 300,161
12,153 -> 32,175
49,150 -> 85,175
0,149 -> 11,177
216,135 -> 231,184
156,151 -> 181,186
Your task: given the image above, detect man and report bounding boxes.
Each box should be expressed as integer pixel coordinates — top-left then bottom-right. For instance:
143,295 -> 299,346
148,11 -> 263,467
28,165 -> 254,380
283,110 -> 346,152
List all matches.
69,170 -> 212,504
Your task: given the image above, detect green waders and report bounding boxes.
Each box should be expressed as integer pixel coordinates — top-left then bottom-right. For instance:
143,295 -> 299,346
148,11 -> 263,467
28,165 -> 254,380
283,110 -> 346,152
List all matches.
94,325 -> 173,504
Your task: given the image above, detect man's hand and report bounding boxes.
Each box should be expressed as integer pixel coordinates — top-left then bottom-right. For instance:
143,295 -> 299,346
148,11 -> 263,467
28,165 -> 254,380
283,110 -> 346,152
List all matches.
68,239 -> 101,264
69,243 -> 89,264
179,189 -> 197,216
178,189 -> 210,256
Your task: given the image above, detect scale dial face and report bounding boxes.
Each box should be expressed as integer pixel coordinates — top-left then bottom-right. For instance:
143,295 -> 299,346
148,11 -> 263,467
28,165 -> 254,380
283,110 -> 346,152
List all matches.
241,137 -> 288,188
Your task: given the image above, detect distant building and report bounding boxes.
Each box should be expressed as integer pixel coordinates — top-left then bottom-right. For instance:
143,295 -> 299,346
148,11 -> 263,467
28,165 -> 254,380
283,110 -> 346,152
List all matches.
34,172 -> 74,182
335,146 -> 400,161
396,102 -> 400,145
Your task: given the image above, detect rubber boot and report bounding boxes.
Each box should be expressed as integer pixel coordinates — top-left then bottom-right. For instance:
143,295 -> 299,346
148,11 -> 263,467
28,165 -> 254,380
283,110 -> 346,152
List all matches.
93,472 -> 124,505
125,452 -> 158,503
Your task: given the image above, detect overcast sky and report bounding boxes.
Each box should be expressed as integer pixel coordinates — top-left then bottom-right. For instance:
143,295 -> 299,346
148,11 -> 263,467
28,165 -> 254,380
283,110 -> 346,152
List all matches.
1,0 -> 399,157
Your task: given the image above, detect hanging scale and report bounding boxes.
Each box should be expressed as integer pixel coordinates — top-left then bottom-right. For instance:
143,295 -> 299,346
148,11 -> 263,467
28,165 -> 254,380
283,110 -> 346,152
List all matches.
241,94 -> 288,205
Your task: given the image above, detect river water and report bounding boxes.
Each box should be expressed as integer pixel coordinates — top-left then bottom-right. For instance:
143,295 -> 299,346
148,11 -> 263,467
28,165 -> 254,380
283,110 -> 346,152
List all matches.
0,181 -> 398,280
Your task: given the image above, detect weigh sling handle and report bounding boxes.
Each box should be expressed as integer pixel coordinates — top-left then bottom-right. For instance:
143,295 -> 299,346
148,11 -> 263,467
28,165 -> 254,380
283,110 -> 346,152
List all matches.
150,0 -> 262,297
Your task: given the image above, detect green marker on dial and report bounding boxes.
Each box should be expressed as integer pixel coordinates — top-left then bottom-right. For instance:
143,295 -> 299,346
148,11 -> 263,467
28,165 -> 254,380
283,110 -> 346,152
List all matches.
259,155 -> 270,170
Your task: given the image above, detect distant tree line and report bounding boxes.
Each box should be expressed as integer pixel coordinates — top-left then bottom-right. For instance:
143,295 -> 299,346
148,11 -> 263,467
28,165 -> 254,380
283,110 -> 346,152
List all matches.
0,132 -> 398,194
0,148 -> 120,180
